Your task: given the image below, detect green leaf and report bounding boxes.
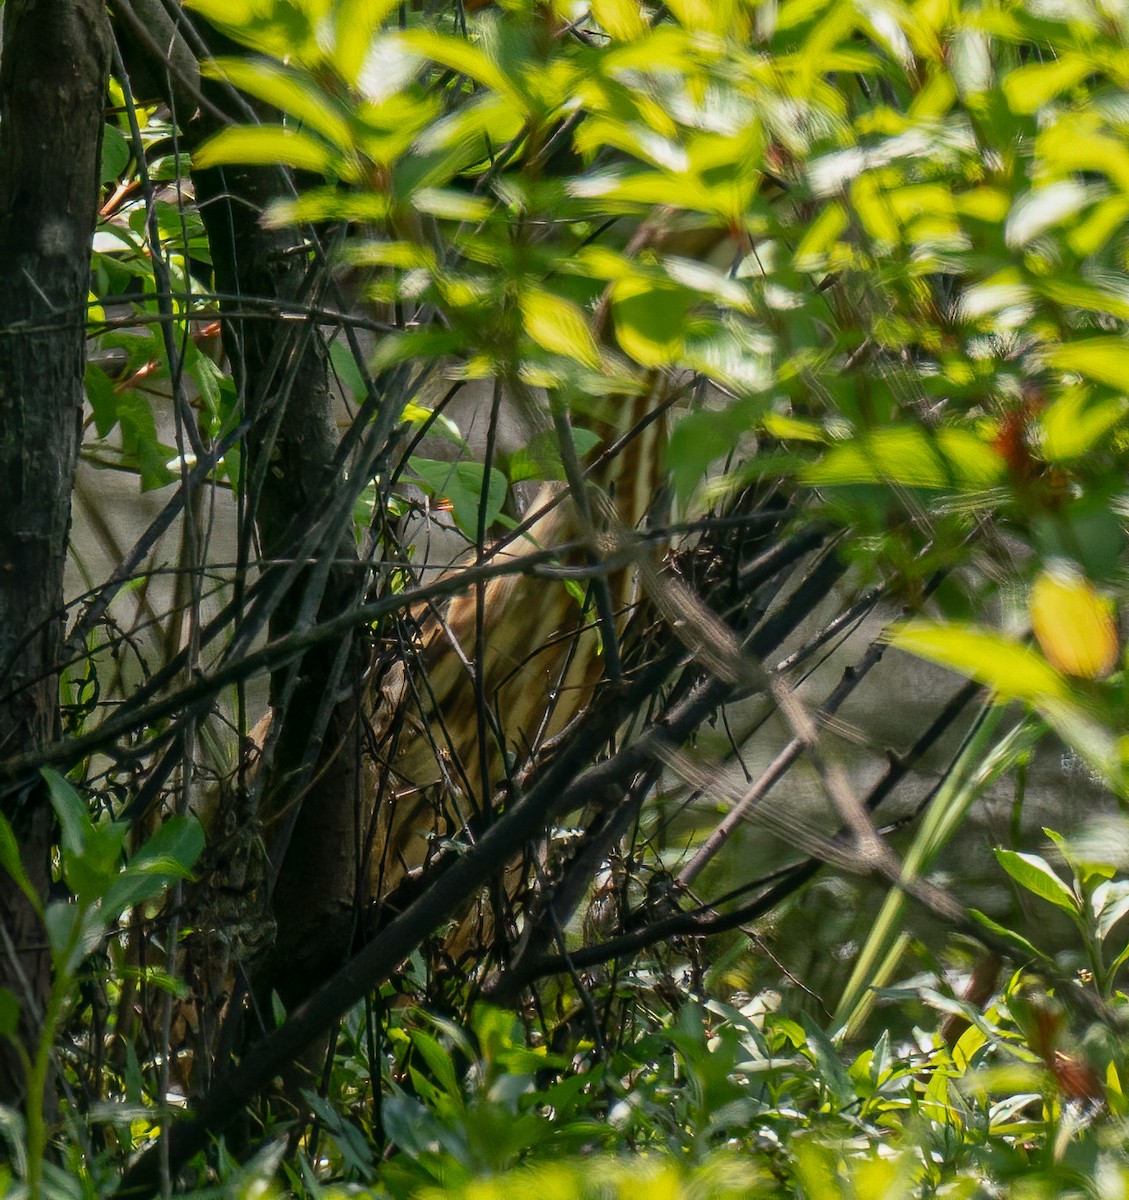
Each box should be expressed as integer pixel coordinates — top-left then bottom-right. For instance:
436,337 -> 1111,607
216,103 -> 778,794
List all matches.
521,288 -> 601,369
890,623 -> 1068,703
591,0 -> 648,40
115,392 -> 177,491
130,814 -> 204,878
332,0 -> 401,85
42,769 -> 95,862
1004,55 -> 1093,115
85,364 -> 118,439
265,187 -> 393,227
668,409 -> 739,500
194,125 -> 338,175
994,848 -> 1081,915
802,427 -> 1005,491
1039,386 -> 1129,462
410,457 -> 508,537
100,125 -> 130,182
508,427 -> 601,484
611,278 -> 692,368
203,59 -> 352,152
412,187 -> 494,223
45,902 -> 104,976
409,1029 -> 461,1099
968,909 -> 1050,963
1092,880 -> 1129,941
1044,338 -> 1129,391
398,30 -> 518,104
0,812 -> 43,918
43,769 -> 129,906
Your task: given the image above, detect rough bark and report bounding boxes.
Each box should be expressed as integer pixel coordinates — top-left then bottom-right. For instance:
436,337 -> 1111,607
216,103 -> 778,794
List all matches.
0,0 -> 110,1103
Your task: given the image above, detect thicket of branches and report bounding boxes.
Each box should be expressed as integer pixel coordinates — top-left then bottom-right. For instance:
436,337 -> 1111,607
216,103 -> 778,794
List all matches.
5,0 -> 1129,1194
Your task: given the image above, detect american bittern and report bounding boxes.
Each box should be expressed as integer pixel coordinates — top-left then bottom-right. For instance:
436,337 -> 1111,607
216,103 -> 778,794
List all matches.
364,370 -> 676,954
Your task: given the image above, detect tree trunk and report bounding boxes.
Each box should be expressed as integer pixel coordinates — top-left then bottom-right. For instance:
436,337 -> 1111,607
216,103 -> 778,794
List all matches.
0,0 -> 110,1104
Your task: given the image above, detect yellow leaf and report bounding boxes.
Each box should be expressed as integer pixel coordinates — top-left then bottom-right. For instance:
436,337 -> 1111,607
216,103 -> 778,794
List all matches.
1030,567 -> 1119,680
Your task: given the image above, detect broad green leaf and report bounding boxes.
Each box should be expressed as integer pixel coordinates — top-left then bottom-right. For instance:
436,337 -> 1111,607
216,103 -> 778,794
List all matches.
668,409 -> 741,500
203,59 -> 352,151
521,289 -> 601,369
1035,277 -> 1129,323
44,902 -> 104,976
802,427 -> 1005,491
398,31 -> 518,104
508,427 -> 601,484
611,278 -> 693,368
994,848 -> 1081,915
1004,55 -> 1093,115
664,0 -> 716,30
43,769 -> 95,862
44,770 -> 130,906
103,817 -> 204,918
762,413 -> 829,443
890,623 -> 1068,702
194,125 -> 338,175
1043,338 -> 1129,391
130,815 -> 205,878
187,0 -> 331,60
409,1029 -> 460,1099
1040,386 -> 1129,461
265,188 -> 393,227
100,125 -> 129,182
84,364 -> 118,440
332,0 -> 401,86
115,392 -> 177,491
592,0 -> 648,41
410,458 -> 508,537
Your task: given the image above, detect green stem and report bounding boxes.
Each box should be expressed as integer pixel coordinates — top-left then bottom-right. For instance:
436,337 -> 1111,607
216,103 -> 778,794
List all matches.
25,956 -> 74,1198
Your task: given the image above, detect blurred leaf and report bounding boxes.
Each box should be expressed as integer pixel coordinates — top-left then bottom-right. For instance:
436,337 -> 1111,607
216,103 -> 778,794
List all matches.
1004,55 -> 1093,115
203,59 -> 352,151
194,125 -> 338,174
1044,337 -> 1129,391
1039,387 -> 1129,462
1092,880 -> 1129,941
968,908 -> 1051,962
803,427 -> 1005,490
1029,567 -> 1119,680
521,288 -> 601,369
333,0 -> 401,85
592,0 -> 648,41
890,623 -> 1068,702
611,277 -> 692,368
399,30 -> 518,103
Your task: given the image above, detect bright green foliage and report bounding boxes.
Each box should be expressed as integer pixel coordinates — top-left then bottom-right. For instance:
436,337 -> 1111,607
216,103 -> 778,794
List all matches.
0,773 -> 202,1198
